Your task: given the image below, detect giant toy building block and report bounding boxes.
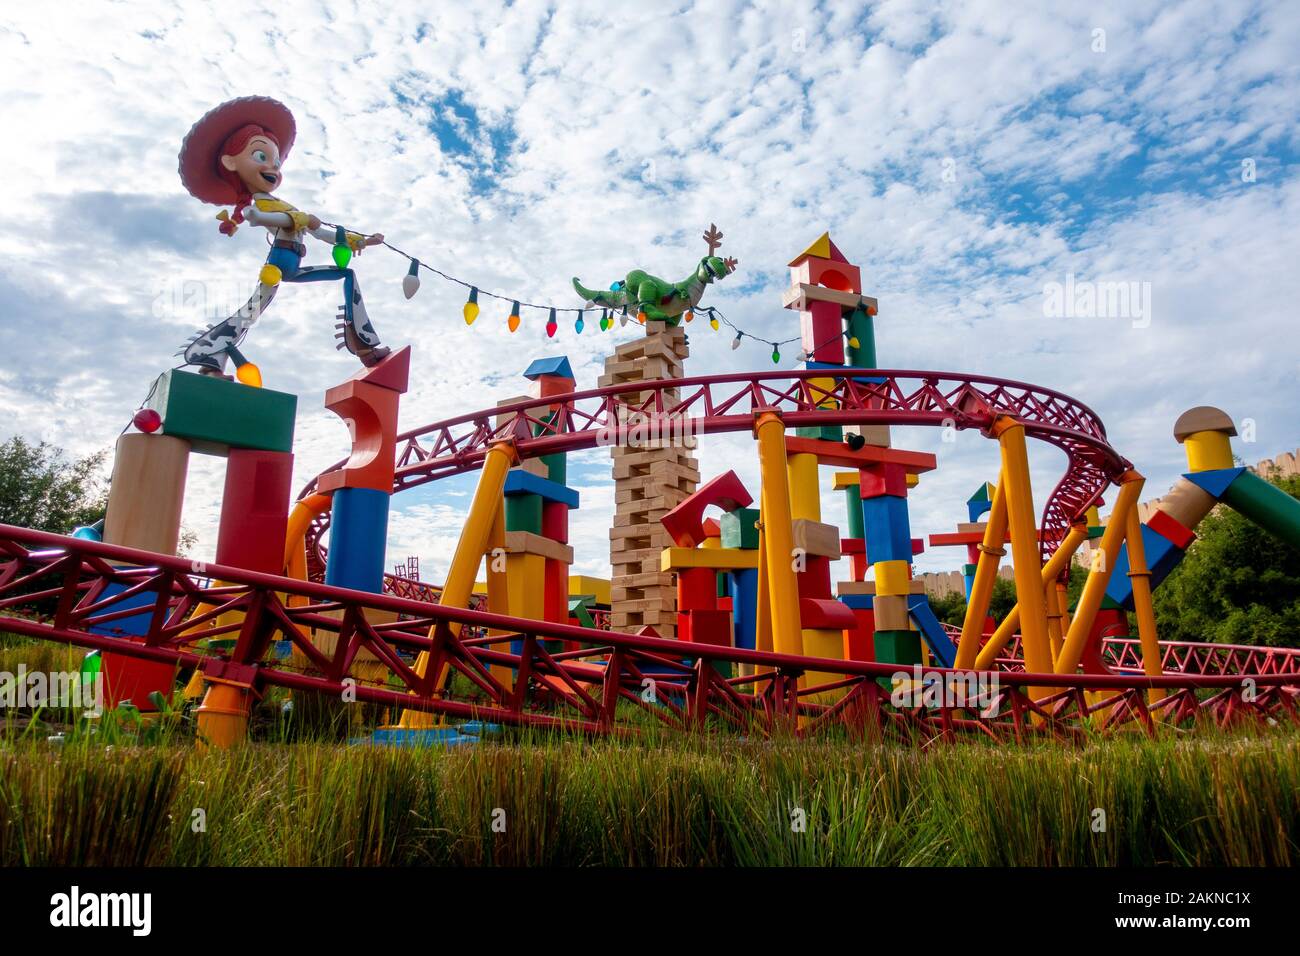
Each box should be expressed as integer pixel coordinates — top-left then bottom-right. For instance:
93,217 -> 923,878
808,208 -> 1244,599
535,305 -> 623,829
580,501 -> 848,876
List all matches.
600,320 -> 699,639
659,471 -> 758,675
321,348 -> 410,593
501,357 -> 582,653
102,370 -> 299,710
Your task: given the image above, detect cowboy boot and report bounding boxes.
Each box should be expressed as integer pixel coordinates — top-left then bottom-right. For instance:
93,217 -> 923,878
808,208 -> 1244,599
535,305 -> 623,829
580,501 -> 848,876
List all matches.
333,287 -> 390,367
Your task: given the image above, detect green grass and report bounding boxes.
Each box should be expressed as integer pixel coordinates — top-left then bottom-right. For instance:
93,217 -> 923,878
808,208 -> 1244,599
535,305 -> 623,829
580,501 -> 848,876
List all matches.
1,729 -> 1298,866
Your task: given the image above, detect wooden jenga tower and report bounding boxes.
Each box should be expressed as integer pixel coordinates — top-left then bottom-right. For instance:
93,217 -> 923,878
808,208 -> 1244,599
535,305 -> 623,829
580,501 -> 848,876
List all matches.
600,320 -> 699,639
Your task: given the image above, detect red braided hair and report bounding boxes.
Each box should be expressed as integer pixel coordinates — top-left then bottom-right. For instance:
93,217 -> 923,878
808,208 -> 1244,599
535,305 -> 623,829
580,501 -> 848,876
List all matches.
216,124 -> 281,236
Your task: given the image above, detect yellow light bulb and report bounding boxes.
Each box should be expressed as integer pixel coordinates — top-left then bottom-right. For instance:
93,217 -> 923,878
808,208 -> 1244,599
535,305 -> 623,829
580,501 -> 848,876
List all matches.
236,362 -> 263,388
709,317 -> 719,331
848,336 -> 860,349
463,301 -> 480,325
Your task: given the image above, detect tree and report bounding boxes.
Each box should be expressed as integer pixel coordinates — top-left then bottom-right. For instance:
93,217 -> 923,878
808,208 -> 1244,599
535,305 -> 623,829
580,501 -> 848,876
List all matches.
0,436 -> 108,534
1152,470 -> 1300,648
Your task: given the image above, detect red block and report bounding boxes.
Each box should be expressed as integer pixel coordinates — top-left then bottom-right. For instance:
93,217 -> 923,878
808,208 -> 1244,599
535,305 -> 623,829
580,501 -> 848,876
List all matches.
543,557 -> 567,625
840,538 -> 866,554
800,300 -> 845,365
796,555 -> 832,600
682,609 -> 732,647
702,517 -> 721,539
845,608 -> 875,661
851,553 -> 869,581
1148,508 -> 1195,550
318,379 -> 401,493
660,470 -> 752,547
677,567 -> 717,612
215,449 -> 293,573
859,463 -> 909,499
800,597 -> 856,630
542,499 -> 569,543
911,538 -> 925,556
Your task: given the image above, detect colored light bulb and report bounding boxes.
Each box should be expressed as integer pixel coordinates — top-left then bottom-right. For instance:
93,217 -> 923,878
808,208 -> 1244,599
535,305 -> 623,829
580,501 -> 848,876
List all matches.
731,332 -> 742,350
132,408 -> 162,433
508,301 -> 521,332
332,226 -> 351,269
709,316 -> 719,331
771,347 -> 781,364
463,287 -> 480,325
619,308 -> 629,327
236,362 -> 263,388
684,309 -> 694,323
546,307 -> 557,338
636,310 -> 647,324
848,336 -> 860,349
403,259 -> 421,299
575,314 -> 585,333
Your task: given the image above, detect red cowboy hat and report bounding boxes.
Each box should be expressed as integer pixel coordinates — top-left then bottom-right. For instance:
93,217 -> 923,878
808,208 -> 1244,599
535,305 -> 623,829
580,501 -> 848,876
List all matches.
178,96 -> 297,205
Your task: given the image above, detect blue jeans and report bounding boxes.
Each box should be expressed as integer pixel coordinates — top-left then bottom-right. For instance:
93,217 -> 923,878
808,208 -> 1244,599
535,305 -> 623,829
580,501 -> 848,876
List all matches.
266,246 -> 359,324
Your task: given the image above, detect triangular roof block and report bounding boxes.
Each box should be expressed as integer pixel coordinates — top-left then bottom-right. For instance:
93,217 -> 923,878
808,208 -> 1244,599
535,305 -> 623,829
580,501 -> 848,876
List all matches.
967,481 -> 996,504
788,232 -> 849,266
523,356 -> 575,381
356,345 -> 411,394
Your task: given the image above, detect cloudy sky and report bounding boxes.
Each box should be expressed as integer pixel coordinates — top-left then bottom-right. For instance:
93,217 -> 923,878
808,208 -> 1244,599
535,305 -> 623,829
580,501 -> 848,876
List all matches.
1,0 -> 1296,583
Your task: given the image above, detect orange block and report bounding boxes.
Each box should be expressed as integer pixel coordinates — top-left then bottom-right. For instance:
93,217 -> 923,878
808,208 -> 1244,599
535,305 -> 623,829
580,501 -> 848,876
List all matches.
318,379 -> 401,493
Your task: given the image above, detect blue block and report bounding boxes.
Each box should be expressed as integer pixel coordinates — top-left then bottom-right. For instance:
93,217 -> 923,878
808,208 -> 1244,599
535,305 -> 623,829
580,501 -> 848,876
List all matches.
503,469 -> 579,508
727,568 -> 759,651
1105,526 -> 1186,610
355,728 -> 478,748
523,356 -> 574,380
325,487 -> 390,593
804,360 -> 886,385
907,595 -> 958,668
861,494 -> 912,564
1183,467 -> 1244,500
839,593 -> 875,610
89,579 -> 158,638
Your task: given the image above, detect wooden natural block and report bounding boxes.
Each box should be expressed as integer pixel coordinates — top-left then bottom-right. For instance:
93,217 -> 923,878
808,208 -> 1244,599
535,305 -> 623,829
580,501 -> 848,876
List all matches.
791,518 -> 842,558
503,531 -> 574,563
103,433 -> 191,556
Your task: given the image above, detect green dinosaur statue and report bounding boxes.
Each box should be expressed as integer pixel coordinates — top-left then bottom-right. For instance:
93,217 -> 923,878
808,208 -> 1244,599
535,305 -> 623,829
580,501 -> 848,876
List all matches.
572,254 -> 737,325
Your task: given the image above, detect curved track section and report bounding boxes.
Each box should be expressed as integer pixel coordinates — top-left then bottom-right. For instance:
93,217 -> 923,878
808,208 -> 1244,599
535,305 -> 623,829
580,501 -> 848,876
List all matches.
3,526 -> 1295,743
300,370 -> 1131,570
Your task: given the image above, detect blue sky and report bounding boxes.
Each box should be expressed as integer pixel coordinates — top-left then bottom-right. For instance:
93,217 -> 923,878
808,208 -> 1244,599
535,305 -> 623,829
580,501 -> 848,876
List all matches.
1,0 -> 1296,580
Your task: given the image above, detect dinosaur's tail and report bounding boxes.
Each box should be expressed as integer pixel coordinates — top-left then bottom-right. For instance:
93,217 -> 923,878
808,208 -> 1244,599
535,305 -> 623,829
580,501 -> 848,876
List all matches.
573,277 -> 627,309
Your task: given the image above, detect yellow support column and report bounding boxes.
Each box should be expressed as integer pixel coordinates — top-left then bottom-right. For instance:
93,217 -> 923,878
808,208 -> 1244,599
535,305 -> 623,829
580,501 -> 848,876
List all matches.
974,524 -> 1087,669
401,440 -> 518,728
991,417 -> 1051,698
1056,473 -> 1144,674
485,500 -> 515,692
955,476 -> 1008,668
754,411 -> 804,659
1044,577 -> 1065,667
1122,484 -> 1164,705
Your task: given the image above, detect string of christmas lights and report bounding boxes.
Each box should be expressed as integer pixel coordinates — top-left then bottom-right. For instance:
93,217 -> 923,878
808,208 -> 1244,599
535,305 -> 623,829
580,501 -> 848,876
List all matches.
319,222 -> 863,364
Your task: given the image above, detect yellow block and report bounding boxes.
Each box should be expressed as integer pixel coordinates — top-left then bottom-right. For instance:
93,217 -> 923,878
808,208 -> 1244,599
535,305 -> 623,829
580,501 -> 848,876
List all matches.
808,376 -> 838,410
873,559 -> 911,596
832,471 -> 860,490
506,553 -> 546,621
568,575 -> 611,606
661,547 -> 760,571
906,473 -> 920,489
786,452 -> 821,521
1183,430 -> 1234,473
802,627 -> 846,703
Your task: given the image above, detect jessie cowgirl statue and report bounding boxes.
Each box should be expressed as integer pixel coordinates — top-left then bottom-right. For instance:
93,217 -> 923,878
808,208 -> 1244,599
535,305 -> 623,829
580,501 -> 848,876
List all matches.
177,96 -> 391,374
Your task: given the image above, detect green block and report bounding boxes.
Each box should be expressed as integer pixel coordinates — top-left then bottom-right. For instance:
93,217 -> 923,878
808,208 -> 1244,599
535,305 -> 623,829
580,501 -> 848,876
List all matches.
716,571 -> 728,599
720,508 -> 761,550
568,598 -> 594,629
845,309 -> 877,368
542,452 -> 566,485
796,424 -> 843,442
845,487 -> 865,538
504,493 -> 543,534
873,629 -> 923,666
146,369 -> 296,455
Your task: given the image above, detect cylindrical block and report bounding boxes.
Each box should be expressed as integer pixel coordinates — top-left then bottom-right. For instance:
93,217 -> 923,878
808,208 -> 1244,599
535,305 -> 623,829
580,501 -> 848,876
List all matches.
787,452 -> 821,522
103,433 -> 191,555
324,487 -> 390,593
1156,478 -> 1217,532
1183,430 -> 1234,473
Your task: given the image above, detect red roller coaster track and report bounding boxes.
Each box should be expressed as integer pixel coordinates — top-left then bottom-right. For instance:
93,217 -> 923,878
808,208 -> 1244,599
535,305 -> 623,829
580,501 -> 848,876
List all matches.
302,369 -> 1132,577
2,526 -> 1295,742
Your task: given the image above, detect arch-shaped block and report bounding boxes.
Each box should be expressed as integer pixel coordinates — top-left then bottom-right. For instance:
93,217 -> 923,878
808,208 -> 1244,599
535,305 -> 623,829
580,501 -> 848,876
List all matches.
660,470 -> 753,547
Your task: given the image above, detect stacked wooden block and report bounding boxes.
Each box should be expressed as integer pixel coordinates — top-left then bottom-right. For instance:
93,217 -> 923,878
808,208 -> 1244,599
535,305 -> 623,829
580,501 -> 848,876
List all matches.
600,320 -> 699,639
